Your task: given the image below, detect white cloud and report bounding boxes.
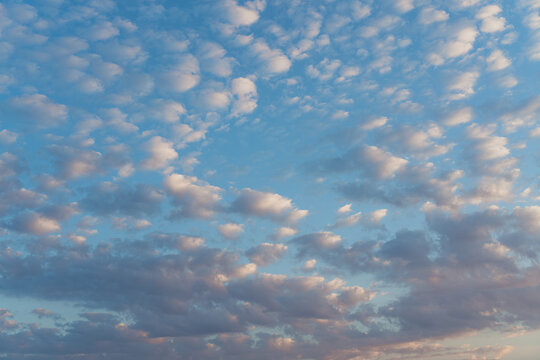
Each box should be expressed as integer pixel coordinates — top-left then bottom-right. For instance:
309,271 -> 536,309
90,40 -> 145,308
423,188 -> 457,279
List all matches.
11,213 -> 60,235
302,258 -> 317,271
499,95 -> 540,132
476,5 -> 506,33
199,42 -> 234,77
487,49 -> 511,71
9,94 -> 68,127
160,54 -> 200,92
351,1 -> 371,20
428,26 -> 478,65
418,7 -> 449,25
202,90 -> 231,109
231,77 -> 257,116
103,108 -> 138,133
141,136 -> 178,170
447,71 -> 479,100
525,12 -> 540,29
251,40 -> 291,74
150,100 -> 186,123
337,203 -> 352,214
218,222 -> 244,239
498,75 -> 518,89
394,0 -> 414,13
274,226 -> 298,240
368,209 -> 387,223
87,21 -> 119,41
361,116 -> 388,130
164,174 -> 222,219
467,124 -> 510,161
443,107 -> 473,126
231,188 -> 308,223
224,0 -> 262,26
246,243 -> 288,266
362,145 -> 408,179
0,129 -> 17,144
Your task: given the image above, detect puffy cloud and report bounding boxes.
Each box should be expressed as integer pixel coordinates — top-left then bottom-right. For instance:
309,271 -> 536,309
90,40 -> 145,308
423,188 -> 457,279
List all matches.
231,77 -> 257,116
466,124 -> 510,161
273,226 -> 298,240
141,136 -> 178,170
476,5 -> 506,33
291,232 -> 342,253
48,145 -> 102,180
418,7 -> 449,25
337,203 -> 352,214
103,108 -> 138,133
201,90 -> 231,109
361,116 -> 388,130
380,124 -> 453,158
223,0 -> 262,27
486,49 -> 511,71
199,42 -> 234,77
362,146 -> 408,179
218,222 -> 244,239
246,243 -> 288,266
251,40 -> 291,74
149,100 -> 186,123
230,188 -> 308,223
0,129 -> 17,144
164,174 -> 222,219
428,26 -> 478,65
87,21 -> 119,41
394,0 -> 414,13
447,71 -> 479,100
6,212 -> 60,235
443,107 -> 473,126
6,94 -> 68,128
499,95 -> 540,132
80,182 -> 163,216
309,145 -> 408,179
159,54 -> 200,92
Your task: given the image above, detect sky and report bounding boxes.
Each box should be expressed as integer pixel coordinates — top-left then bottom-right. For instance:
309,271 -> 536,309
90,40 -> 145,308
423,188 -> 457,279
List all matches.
1,0 -> 540,359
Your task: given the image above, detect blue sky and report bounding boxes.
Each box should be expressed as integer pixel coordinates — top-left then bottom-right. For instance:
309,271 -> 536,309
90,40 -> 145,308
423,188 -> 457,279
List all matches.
1,0 -> 540,359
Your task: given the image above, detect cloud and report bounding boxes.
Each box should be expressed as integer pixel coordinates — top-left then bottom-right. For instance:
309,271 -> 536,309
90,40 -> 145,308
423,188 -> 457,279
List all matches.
0,129 -> 17,144
486,49 -> 511,71
87,21 -> 119,41
223,0 -> 262,27
476,5 -> 506,33
447,71 -> 479,100
164,174 -> 222,219
6,212 -> 61,235
418,7 -> 449,25
443,107 -> 473,126
48,145 -> 103,180
218,222 -> 244,239
6,94 -> 68,128
80,182 -> 163,216
230,188 -> 308,223
149,100 -> 186,123
159,54 -> 200,92
428,26 -> 478,65
499,95 -> 540,132
273,226 -> 298,240
361,116 -> 388,130
199,42 -> 234,77
141,136 -> 178,170
246,243 -> 288,266
394,0 -> 414,13
231,77 -> 257,116
251,40 -> 291,74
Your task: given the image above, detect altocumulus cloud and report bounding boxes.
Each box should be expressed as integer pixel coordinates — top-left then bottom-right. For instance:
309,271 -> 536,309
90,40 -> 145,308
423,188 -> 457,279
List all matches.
1,0 -> 540,359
